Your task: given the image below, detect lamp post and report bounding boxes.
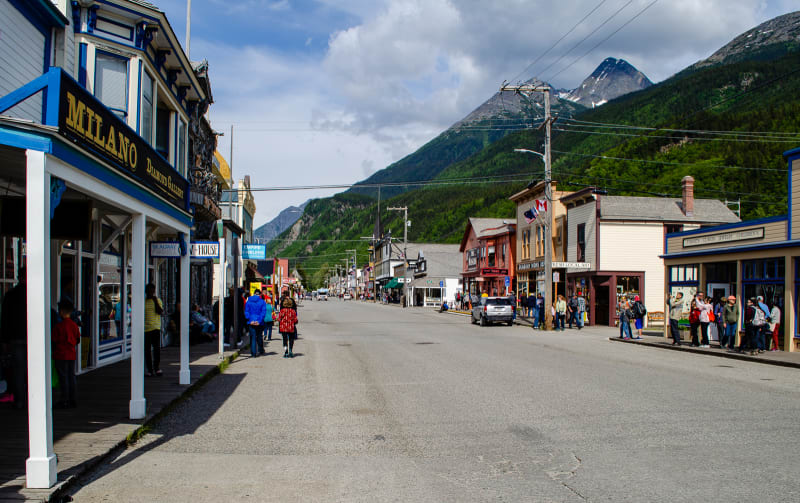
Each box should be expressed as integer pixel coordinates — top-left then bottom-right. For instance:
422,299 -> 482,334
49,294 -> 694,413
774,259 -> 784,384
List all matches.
514,148 -> 552,331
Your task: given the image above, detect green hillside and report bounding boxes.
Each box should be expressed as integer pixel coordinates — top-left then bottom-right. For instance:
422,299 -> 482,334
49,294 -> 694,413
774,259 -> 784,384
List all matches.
272,46 -> 800,289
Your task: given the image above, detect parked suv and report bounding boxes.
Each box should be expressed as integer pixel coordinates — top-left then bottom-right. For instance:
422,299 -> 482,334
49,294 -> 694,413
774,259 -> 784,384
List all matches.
471,297 -> 514,326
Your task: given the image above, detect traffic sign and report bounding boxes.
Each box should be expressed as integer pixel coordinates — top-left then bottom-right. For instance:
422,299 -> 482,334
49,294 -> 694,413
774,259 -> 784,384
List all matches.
439,280 -> 444,288
504,276 -> 510,287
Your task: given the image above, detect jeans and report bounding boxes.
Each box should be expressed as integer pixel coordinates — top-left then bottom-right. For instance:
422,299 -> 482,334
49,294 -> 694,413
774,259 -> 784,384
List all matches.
264,322 -> 273,340
144,329 -> 161,373
532,308 -> 540,328
699,322 -> 709,346
756,326 -> 767,351
556,313 -> 565,330
620,319 -> 632,338
569,311 -> 577,328
576,311 -> 584,328
723,323 -> 737,349
55,359 -> 76,405
249,324 -> 264,356
669,319 -> 681,344
200,321 -> 216,334
281,331 -> 295,352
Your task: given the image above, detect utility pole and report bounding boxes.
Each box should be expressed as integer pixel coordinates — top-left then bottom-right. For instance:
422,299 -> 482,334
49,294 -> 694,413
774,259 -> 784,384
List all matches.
387,206 -> 409,307
503,82 -> 554,330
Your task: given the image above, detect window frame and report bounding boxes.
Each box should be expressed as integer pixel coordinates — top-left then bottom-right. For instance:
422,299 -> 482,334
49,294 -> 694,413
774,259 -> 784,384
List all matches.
94,49 -> 129,119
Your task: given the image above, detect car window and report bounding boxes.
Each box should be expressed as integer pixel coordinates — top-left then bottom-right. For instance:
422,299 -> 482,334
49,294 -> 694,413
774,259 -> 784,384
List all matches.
487,298 -> 511,306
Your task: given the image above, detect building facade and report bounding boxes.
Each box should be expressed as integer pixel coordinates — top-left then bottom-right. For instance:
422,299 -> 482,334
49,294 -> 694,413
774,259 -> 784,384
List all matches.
460,218 -> 516,297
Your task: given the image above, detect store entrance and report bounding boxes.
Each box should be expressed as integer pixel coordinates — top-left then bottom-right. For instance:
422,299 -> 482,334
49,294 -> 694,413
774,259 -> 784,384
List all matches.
596,284 -> 610,326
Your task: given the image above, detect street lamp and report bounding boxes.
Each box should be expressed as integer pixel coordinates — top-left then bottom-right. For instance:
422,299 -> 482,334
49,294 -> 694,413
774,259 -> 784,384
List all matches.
515,147 -> 553,331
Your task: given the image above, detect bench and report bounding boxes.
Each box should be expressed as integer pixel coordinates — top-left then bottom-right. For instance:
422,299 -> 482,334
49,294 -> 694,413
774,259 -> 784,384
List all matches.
647,311 -> 665,327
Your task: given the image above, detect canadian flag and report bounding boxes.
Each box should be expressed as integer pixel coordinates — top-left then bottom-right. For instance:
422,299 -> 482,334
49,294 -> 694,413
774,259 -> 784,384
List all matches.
536,199 -> 548,213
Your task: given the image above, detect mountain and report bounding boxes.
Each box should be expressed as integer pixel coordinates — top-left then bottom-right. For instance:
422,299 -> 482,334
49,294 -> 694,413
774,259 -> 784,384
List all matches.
693,11 -> 800,69
562,57 -> 652,108
253,200 -> 309,245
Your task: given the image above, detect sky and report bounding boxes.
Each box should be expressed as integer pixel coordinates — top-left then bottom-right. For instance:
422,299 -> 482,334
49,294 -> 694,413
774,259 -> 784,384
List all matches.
153,0 -> 796,228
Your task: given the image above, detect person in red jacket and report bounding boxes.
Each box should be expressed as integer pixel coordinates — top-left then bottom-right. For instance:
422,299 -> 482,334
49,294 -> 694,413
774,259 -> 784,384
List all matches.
53,299 -> 81,408
278,291 -> 298,358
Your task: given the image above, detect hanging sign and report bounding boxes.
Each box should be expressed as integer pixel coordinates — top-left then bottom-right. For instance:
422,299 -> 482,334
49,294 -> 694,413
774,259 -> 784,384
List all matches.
191,241 -> 219,259
57,73 -> 188,211
242,244 -> 267,260
150,241 -> 181,258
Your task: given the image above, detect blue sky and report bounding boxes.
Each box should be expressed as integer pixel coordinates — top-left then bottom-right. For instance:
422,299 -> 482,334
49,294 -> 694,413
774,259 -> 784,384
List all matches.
152,0 -> 797,227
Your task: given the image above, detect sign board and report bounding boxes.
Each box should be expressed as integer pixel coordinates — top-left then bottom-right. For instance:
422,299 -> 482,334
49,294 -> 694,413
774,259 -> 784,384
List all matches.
150,241 -> 181,258
480,267 -> 508,276
439,280 -> 444,288
517,262 -> 543,271
553,271 -> 560,282
683,227 -> 764,248
191,241 -> 219,259
58,74 -> 188,211
551,262 -> 592,269
242,244 -> 267,260
249,282 -> 262,296
504,276 -> 510,287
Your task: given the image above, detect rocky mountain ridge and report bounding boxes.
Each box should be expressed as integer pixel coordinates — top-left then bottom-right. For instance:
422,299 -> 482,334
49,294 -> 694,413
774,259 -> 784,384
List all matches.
562,57 -> 652,108
254,200 -> 309,245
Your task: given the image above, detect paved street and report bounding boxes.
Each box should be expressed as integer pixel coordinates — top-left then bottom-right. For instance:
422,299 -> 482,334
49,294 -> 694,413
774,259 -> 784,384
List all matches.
69,300 -> 800,502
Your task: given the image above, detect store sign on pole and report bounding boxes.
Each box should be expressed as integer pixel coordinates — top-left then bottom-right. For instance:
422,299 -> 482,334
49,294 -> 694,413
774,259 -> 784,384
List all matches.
553,271 -> 560,283
242,244 -> 267,260
504,276 -> 510,287
149,241 -> 181,258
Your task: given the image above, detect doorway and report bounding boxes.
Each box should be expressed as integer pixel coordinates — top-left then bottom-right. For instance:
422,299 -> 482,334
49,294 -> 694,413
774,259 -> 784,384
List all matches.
596,285 -> 610,326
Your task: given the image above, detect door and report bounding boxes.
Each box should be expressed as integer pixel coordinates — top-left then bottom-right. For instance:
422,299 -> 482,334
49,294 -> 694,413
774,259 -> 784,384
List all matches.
596,285 -> 610,326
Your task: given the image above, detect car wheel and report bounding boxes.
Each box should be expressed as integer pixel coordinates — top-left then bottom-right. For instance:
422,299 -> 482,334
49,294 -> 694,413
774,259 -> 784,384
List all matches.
480,315 -> 487,327
507,320 -> 513,326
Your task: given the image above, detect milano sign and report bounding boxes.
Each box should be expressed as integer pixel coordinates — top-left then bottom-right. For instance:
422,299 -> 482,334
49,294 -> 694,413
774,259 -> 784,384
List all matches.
58,76 -> 189,212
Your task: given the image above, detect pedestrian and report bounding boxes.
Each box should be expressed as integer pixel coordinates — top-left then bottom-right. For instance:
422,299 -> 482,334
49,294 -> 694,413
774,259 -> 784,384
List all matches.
695,292 -> 711,348
755,296 -> 770,353
537,293 -> 544,330
190,303 -> 217,340
279,291 -> 299,358
555,295 -> 567,331
741,298 -> 757,354
576,294 -> 586,329
52,299 -> 80,408
713,297 -> 725,348
618,296 -> 633,339
567,295 -> 578,329
144,283 -> 163,377
263,298 -> 275,342
0,267 -> 27,409
631,295 -> 646,339
769,303 -> 781,351
688,299 -> 700,346
245,289 -> 266,357
722,295 -> 739,350
531,293 -> 539,328
668,291 -> 683,346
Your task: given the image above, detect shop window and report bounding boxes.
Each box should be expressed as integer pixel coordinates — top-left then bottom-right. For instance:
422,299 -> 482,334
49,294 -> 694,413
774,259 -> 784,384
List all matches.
94,51 -> 128,119
140,70 -> 154,144
178,118 -> 187,176
670,265 -> 697,283
155,105 -> 171,160
488,246 -> 496,267
501,243 -> 506,263
577,223 -> 586,262
743,259 -> 784,281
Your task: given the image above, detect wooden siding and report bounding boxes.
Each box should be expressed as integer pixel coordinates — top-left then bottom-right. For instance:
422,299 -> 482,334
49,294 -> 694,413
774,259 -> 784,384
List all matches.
0,0 -> 45,122
792,159 -> 800,240
566,200 -> 596,268
667,219 -> 787,253
599,221 -> 665,316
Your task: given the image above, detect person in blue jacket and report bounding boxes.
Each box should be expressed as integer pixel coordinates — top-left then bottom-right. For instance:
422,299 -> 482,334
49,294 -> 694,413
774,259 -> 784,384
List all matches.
245,289 -> 267,357
263,297 -> 275,342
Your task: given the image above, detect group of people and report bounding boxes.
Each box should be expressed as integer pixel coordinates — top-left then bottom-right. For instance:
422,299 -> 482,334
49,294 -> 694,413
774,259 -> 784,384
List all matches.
514,292 -> 586,331
668,291 -> 782,354
244,289 -> 299,358
617,295 -> 647,339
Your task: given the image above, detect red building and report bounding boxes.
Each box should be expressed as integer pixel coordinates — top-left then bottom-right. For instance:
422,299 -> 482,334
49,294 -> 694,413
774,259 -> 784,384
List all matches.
460,218 -> 517,297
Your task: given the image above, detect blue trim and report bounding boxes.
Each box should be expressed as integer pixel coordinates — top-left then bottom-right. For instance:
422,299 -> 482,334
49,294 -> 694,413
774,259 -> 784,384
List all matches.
44,67 -> 61,126
0,72 -> 51,115
136,61 -> 142,134
95,0 -> 159,22
7,0 -> 67,35
42,28 -> 51,75
782,146 -> 800,159
665,215 -> 788,238
78,43 -> 88,87
0,127 -> 53,152
662,239 -> 800,259
789,154 -> 793,241
94,16 -> 134,41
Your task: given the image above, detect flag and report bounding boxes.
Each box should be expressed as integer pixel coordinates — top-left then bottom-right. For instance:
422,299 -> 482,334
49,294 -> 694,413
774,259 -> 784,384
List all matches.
523,206 -> 539,224
536,199 -> 548,213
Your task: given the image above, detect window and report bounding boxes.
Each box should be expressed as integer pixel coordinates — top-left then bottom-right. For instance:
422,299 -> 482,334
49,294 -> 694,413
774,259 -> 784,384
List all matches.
178,118 -> 187,176
669,265 -> 698,284
488,245 -> 496,267
95,52 -> 128,119
577,224 -> 586,262
536,226 -> 543,257
501,243 -> 506,263
140,71 -> 154,144
155,105 -> 171,160
665,224 -> 683,234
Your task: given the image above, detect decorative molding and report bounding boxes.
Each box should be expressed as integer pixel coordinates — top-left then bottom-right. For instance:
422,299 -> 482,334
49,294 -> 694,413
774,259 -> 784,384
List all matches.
177,85 -> 190,104
155,49 -> 170,71
87,5 -> 99,32
166,68 -> 181,89
135,22 -> 156,50
71,1 -> 81,33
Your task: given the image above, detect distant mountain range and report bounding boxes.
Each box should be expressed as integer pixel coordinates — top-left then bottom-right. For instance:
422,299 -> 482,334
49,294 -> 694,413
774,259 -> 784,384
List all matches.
253,200 -> 309,245
562,57 -> 652,108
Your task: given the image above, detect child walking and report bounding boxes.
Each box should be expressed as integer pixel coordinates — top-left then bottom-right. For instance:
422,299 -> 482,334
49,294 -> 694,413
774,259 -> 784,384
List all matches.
53,299 -> 81,408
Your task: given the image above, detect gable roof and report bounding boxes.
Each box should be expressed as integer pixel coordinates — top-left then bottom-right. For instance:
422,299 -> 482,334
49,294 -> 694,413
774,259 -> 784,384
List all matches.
459,218 -> 514,250
599,196 -> 739,224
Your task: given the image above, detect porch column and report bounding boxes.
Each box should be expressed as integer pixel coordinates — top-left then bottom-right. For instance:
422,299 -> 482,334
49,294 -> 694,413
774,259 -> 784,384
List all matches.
218,236 -> 226,356
179,248 -> 190,384
663,264 -> 669,341
735,260 -> 742,348
785,255 -> 794,352
129,214 -> 146,419
25,150 -> 57,488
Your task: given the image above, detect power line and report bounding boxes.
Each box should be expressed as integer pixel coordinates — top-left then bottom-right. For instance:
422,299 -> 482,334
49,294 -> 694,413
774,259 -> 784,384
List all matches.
552,127 -> 800,143
549,149 -> 786,173
563,118 -> 800,138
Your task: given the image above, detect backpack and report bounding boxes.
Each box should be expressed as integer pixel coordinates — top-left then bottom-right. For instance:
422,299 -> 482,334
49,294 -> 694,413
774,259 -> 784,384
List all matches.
633,301 -> 647,319
752,306 -> 767,327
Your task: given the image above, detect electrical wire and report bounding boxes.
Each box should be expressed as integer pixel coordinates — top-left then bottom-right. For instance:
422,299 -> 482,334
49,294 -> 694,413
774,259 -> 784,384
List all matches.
549,149 -> 786,173
552,127 -> 800,143
563,118 -> 800,138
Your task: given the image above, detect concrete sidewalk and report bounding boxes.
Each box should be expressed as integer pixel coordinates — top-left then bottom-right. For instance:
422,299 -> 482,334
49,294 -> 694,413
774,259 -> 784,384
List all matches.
0,341 -> 240,502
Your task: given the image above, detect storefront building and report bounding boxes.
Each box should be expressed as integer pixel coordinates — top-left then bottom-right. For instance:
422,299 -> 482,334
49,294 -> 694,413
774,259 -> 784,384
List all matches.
663,152 -> 800,351
404,244 -> 461,307
562,179 -> 738,326
460,218 -> 516,298
0,0 -> 210,487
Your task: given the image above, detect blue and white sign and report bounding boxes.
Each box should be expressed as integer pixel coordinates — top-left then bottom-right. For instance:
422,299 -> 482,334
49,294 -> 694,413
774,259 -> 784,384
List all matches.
150,241 -> 181,258
242,243 -> 267,260
439,280 -> 444,288
504,276 -> 511,287
191,241 -> 219,259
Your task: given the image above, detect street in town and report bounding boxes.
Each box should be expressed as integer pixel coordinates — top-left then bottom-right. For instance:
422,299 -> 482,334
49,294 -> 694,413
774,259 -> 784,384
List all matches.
68,300 -> 800,502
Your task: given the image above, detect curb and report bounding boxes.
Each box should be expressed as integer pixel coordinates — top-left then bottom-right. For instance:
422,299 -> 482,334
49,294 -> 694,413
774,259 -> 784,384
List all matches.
48,350 -> 241,503
609,338 -> 800,370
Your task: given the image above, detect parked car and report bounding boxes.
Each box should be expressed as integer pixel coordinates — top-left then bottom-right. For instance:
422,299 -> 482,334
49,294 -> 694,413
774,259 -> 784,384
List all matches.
304,292 -> 313,300
343,293 -> 352,300
318,293 -> 328,301
471,296 -> 514,326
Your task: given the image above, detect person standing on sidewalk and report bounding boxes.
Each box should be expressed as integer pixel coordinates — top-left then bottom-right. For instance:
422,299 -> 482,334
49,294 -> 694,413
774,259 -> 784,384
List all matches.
695,292 -> 712,348
576,294 -> 586,329
245,289 -> 266,357
769,303 -> 781,351
263,299 -> 275,342
52,299 -> 80,408
555,295 -> 567,331
567,295 -> 578,329
631,295 -> 646,340
668,292 -> 683,346
279,291 -> 299,358
688,299 -> 700,347
722,296 -> 739,350
144,284 -> 163,377
741,298 -> 757,354
618,296 -> 633,339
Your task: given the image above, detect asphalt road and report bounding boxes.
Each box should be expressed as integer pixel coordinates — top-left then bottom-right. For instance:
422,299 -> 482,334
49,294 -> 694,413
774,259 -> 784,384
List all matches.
69,300 -> 800,502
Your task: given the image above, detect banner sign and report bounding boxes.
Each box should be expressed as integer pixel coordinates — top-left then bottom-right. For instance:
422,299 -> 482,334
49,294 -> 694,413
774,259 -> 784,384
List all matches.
191,241 -> 219,259
242,244 -> 267,260
57,75 -> 188,211
150,241 -> 181,258
552,262 -> 592,269
683,227 -> 764,248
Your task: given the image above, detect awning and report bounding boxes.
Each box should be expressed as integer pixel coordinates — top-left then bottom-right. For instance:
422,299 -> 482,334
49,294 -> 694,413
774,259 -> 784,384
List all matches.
383,278 -> 400,289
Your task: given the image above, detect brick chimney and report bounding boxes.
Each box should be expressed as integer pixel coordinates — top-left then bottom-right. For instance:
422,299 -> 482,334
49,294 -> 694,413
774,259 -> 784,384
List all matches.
681,176 -> 694,217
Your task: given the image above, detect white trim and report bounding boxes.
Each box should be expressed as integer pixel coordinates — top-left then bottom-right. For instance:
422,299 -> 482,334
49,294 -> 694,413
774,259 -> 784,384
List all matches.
129,213 -> 146,419
179,251 -> 190,384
